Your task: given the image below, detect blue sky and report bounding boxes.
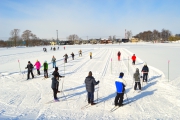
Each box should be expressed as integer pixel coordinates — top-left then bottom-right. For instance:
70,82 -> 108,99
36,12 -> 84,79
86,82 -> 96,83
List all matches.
0,0 -> 180,40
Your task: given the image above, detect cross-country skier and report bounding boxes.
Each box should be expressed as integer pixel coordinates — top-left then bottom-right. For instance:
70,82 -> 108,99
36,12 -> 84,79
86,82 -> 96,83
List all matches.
79,49 -> 82,57
43,61 -> 48,78
90,52 -> 92,59
131,54 -> 136,65
141,63 -> 149,82
71,52 -> 75,60
85,71 -> 99,105
34,60 -> 41,75
64,46 -> 65,50
52,67 -> 65,94
117,51 -> 121,61
25,61 -> 34,80
114,72 -> 127,106
52,56 -> 56,68
133,68 -> 141,90
63,54 -> 68,63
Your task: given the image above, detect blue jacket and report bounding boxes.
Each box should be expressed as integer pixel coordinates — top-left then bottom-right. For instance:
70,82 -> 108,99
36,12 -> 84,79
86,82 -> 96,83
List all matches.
115,77 -> 126,93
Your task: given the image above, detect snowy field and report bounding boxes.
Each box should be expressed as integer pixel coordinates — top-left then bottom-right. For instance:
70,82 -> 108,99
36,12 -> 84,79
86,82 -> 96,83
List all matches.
0,43 -> 180,119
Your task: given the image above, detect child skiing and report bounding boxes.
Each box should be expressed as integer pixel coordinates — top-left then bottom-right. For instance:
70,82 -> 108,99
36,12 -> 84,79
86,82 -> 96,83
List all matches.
43,61 -> 48,78
34,60 -> 41,75
117,51 -> 121,61
52,56 -> 56,68
63,54 -> 68,63
90,52 -> 92,59
114,72 -> 127,107
79,49 -> 82,57
71,52 -> 75,60
141,63 -> 149,82
25,61 -> 34,80
131,54 -> 136,65
133,68 -> 141,90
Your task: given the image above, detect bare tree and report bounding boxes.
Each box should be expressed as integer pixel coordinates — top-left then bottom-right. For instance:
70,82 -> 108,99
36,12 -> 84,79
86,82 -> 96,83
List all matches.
67,34 -> 79,44
21,30 -> 33,47
126,30 -> 132,39
10,29 -> 20,47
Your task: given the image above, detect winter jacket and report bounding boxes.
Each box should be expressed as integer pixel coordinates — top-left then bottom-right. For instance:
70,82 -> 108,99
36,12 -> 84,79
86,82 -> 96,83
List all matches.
43,62 -> 48,70
52,71 -> 63,78
51,77 -> 59,89
26,63 -> 34,71
117,52 -> 121,56
34,61 -> 41,69
141,65 -> 149,73
85,76 -> 99,92
71,53 -> 75,57
52,57 -> 56,63
63,54 -> 68,59
115,77 -> 127,93
132,55 -> 136,61
90,52 -> 92,56
134,69 -> 140,82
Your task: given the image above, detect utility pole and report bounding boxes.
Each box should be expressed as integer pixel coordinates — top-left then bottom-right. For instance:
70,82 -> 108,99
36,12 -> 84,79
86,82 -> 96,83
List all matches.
56,30 -> 58,45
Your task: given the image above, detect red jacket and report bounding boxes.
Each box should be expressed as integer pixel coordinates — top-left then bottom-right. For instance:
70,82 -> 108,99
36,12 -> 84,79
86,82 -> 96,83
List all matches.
132,55 -> 136,60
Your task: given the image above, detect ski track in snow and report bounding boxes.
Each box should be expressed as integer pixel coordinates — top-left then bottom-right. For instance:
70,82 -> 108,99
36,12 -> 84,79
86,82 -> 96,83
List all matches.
0,46 -> 180,119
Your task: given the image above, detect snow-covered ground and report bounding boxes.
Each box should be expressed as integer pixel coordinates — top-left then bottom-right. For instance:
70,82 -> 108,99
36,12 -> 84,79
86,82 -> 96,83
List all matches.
0,43 -> 180,119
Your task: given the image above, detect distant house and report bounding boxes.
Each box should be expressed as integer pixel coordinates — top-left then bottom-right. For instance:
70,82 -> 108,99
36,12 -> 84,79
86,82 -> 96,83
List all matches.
130,38 -> 139,42
100,39 -> 112,44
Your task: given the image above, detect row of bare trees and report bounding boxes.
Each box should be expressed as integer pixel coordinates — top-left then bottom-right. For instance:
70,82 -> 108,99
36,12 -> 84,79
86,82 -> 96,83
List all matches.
134,29 -> 171,41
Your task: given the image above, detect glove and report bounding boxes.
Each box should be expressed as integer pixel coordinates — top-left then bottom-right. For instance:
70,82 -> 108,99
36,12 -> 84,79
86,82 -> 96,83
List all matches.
97,81 -> 100,84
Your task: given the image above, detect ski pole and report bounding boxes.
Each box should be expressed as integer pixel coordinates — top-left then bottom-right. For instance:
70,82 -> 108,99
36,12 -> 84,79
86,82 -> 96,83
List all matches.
18,60 -> 21,73
97,84 -> 99,103
125,91 -> 130,104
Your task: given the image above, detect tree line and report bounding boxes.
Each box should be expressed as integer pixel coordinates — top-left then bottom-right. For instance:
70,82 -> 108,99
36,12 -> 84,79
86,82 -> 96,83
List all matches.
134,29 -> 176,42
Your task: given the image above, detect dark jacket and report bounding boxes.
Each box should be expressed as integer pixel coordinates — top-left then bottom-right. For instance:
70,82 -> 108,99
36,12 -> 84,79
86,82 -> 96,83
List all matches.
117,52 -> 121,56
85,76 -> 99,92
71,53 -> 75,57
52,71 -> 63,78
142,65 -> 149,73
51,77 -> 59,89
26,63 -> 34,71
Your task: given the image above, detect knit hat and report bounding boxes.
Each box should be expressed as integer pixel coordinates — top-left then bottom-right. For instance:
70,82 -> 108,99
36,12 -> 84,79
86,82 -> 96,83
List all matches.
119,72 -> 124,77
55,67 -> 58,71
28,61 -> 30,63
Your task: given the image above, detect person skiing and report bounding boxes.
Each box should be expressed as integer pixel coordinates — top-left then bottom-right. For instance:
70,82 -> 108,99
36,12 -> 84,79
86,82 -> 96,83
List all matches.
71,52 -> 75,60
53,47 -> 56,51
63,54 -> 68,63
114,72 -> 127,107
90,52 -> 92,59
117,51 -> 121,61
34,60 -> 41,75
52,56 -> 56,68
43,61 -> 48,78
131,54 -> 136,65
141,63 -> 149,82
79,49 -> 82,57
85,71 -> 100,105
64,46 -> 65,50
52,67 -> 65,94
133,68 -> 141,90
51,47 -> 52,50
25,61 -> 34,80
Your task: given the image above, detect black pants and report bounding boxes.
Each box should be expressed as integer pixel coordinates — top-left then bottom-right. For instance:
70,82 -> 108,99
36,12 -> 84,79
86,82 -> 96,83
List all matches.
143,73 -> 148,82
37,69 -> 40,75
72,56 -> 74,60
27,70 -> 34,79
114,93 -> 124,106
52,88 -> 58,99
44,69 -> 48,77
134,82 -> 141,90
87,92 -> 94,103
132,60 -> 135,65
90,55 -> 92,59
